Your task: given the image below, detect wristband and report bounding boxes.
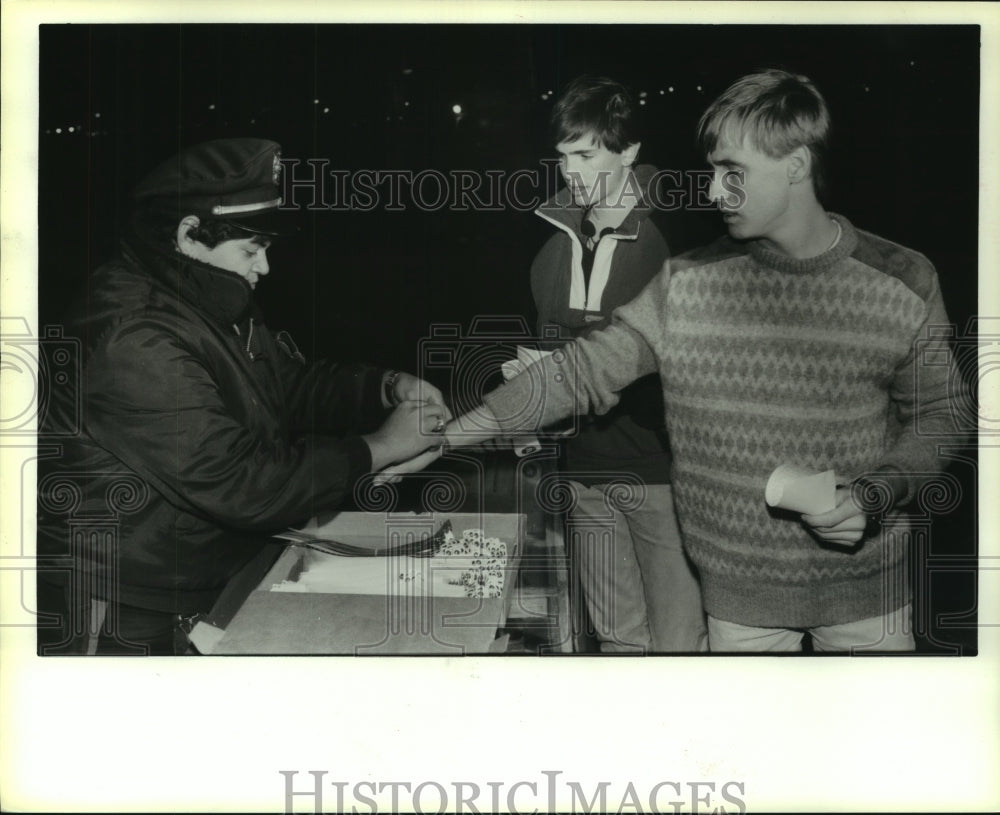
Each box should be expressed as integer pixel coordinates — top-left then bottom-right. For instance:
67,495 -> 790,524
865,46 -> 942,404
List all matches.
383,370 -> 402,407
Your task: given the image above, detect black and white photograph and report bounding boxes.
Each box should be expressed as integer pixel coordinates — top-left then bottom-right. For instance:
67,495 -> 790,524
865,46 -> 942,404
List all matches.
2,2 -> 998,812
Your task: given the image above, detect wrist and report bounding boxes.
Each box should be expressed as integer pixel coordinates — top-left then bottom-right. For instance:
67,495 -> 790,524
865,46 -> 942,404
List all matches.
362,431 -> 390,473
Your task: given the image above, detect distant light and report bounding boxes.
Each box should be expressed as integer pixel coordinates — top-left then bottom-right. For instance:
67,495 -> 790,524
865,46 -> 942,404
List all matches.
696,85 -> 703,92
540,93 -> 547,100
404,101 -> 410,107
55,127 -> 62,134
909,60 -> 916,66
639,99 -> 646,106
452,104 -> 462,115
547,90 -> 553,95
668,86 -> 674,93
639,91 -> 648,98
94,112 -> 101,118
313,98 -> 320,104
864,85 -> 870,92
659,89 -> 665,95
45,129 -> 51,134
68,126 -> 75,133
208,103 -> 216,110
323,107 -> 330,113
250,118 -> 256,124
402,67 -> 413,75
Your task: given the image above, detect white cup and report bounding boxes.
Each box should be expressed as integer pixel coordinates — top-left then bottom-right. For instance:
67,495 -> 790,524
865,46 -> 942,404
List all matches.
765,464 -> 837,514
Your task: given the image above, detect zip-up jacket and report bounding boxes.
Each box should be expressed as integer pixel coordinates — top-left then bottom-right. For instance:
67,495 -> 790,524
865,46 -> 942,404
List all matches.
530,163 -> 671,485
37,226 -> 386,614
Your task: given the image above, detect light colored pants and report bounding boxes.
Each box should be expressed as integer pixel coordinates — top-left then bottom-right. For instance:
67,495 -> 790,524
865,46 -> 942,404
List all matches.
707,604 -> 915,653
568,481 -> 708,653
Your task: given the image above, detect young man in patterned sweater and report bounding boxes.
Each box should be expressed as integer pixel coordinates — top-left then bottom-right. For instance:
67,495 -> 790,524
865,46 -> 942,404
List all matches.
441,69 -> 961,652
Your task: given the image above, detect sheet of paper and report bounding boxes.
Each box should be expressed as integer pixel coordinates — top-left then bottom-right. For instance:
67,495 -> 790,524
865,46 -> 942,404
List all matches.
269,549 -> 486,597
764,464 -> 837,514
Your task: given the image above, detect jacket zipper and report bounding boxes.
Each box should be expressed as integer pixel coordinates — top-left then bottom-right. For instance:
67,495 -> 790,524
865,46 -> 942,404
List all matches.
233,317 -> 256,361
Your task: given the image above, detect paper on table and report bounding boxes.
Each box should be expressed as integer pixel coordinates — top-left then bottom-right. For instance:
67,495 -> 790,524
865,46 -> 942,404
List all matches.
764,464 -> 838,514
188,621 -> 225,654
269,548 -> 493,598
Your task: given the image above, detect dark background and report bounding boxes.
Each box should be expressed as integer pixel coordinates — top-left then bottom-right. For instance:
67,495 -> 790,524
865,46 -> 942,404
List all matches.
39,24 -> 980,360
38,24 -> 981,653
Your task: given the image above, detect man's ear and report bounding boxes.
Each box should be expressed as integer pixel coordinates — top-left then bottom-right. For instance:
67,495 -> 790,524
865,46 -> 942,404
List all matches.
175,215 -> 202,257
621,141 -> 641,167
786,146 -> 811,185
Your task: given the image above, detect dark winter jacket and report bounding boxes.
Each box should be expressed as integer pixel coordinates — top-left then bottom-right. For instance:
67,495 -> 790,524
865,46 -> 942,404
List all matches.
37,226 -> 386,614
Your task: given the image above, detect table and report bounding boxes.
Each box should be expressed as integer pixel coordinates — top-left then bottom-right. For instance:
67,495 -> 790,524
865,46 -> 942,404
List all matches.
195,511 -> 526,655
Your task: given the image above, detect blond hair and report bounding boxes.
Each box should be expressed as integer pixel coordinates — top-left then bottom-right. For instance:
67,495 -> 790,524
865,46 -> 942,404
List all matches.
697,70 -> 831,197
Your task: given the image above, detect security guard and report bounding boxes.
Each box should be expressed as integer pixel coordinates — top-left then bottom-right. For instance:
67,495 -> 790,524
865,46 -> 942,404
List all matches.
37,138 -> 448,655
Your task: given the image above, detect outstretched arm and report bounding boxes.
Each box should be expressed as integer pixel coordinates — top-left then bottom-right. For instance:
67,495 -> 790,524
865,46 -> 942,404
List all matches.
375,267 -> 672,478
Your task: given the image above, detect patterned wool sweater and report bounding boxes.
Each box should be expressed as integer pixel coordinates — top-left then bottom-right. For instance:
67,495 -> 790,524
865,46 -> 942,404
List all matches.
485,214 -> 958,627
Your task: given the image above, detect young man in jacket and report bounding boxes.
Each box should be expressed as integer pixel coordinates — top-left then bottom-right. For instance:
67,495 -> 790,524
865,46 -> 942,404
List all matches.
37,138 -> 449,655
442,70 -> 961,653
529,76 -> 706,653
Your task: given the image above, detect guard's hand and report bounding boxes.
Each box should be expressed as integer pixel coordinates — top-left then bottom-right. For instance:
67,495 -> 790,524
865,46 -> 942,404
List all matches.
392,373 -> 452,422
363,400 -> 448,471
801,486 -> 868,546
373,445 -> 445,485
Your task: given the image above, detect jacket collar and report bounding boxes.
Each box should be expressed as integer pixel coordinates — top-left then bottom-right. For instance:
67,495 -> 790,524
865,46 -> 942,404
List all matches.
535,163 -> 659,240
122,228 -> 254,326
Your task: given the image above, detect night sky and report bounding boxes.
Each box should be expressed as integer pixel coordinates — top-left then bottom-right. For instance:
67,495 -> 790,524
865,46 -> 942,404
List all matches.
39,24 -> 980,374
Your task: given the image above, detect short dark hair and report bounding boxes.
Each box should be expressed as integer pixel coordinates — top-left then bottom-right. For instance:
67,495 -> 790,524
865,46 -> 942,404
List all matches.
551,76 -> 639,153
184,218 -> 267,248
697,69 -> 831,198
131,201 -> 269,250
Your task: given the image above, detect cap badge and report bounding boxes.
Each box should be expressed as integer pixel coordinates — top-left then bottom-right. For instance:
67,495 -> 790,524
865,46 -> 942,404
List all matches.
272,151 -> 282,187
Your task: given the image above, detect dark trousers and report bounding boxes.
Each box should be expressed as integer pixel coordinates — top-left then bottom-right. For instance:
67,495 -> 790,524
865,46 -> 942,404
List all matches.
37,579 -> 193,656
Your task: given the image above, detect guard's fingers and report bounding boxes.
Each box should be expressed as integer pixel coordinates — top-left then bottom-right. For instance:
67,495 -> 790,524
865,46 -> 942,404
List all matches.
424,391 -> 452,422
421,410 -> 446,433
